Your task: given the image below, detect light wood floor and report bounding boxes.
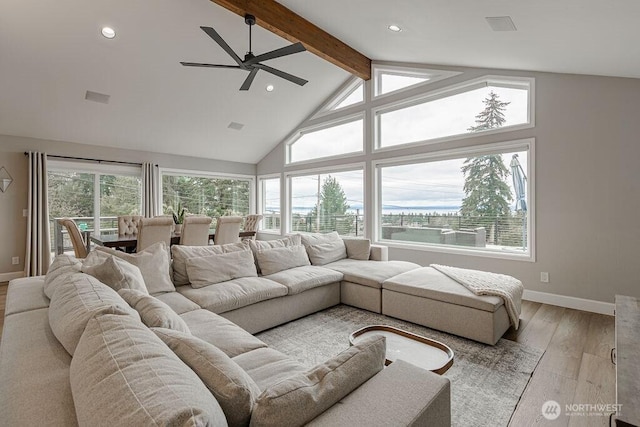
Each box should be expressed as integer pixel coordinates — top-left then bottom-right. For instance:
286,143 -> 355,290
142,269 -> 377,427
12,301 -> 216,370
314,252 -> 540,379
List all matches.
0,282 -> 614,425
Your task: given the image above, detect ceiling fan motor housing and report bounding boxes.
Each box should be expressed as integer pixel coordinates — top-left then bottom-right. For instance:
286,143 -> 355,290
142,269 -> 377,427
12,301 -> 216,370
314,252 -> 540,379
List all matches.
245,14 -> 256,26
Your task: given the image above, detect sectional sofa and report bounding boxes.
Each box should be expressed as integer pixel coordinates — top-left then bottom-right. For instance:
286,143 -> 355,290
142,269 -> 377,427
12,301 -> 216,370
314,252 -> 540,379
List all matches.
0,233 -> 455,426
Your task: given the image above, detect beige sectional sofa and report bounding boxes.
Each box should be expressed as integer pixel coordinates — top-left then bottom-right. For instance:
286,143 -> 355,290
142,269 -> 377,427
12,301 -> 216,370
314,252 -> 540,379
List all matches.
0,233 -> 452,427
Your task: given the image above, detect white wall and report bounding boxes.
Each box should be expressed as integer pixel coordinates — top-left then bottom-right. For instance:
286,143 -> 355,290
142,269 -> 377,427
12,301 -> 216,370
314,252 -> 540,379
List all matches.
0,134 -> 255,277
257,63 -> 640,304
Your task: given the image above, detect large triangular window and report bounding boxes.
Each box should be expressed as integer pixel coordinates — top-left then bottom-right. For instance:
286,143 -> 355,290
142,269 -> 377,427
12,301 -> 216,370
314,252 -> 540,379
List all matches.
373,66 -> 461,97
313,78 -> 364,118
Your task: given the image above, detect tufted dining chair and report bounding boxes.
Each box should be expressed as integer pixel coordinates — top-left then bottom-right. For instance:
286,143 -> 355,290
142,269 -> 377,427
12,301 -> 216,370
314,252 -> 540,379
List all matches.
213,216 -> 243,245
179,215 -> 212,246
242,214 -> 263,240
117,215 -> 142,237
57,218 -> 88,258
136,217 -> 173,252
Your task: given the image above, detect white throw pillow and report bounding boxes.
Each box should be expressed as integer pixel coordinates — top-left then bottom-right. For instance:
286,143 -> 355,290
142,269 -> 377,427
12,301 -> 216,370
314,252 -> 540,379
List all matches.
343,238 -> 371,260
171,241 -> 250,285
249,235 -> 302,274
118,288 -> 190,334
44,254 -> 82,299
255,245 -> 310,276
300,232 -> 347,266
153,327 -> 261,427
185,250 -> 258,288
82,255 -> 148,294
250,335 -> 386,427
96,242 -> 174,294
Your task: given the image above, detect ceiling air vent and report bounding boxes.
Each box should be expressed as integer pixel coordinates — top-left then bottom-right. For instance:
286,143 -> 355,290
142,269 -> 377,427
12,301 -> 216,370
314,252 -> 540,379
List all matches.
485,16 -> 517,32
85,90 -> 110,104
228,122 -> 244,131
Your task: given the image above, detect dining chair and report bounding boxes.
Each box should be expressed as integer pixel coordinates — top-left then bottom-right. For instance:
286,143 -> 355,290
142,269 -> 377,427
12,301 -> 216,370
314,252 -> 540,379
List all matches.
137,217 -> 173,252
242,214 -> 263,240
179,215 -> 212,246
57,218 -> 89,258
213,216 -> 243,245
117,215 -> 142,236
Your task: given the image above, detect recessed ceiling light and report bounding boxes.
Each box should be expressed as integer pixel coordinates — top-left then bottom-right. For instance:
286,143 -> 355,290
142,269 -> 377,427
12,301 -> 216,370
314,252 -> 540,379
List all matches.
101,27 -> 116,39
388,24 -> 402,33
265,84 -> 275,92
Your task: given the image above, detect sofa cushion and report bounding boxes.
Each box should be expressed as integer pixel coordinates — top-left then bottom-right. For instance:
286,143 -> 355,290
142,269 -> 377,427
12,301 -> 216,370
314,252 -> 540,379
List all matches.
118,288 -> 191,334
300,232 -> 348,266
232,348 -> 307,392
249,235 -> 302,274
255,245 -> 310,276
4,277 -> 50,316
263,266 -> 343,295
179,309 -> 267,358
249,335 -> 386,427
154,328 -> 261,427
177,277 -> 288,314
154,291 -> 201,315
324,259 -> 420,289
171,241 -> 250,285
343,238 -> 371,260
48,273 -> 139,355
382,266 -> 504,312
43,254 -> 82,299
82,255 -> 148,294
185,250 -> 258,288
96,242 -> 174,294
70,314 -> 227,427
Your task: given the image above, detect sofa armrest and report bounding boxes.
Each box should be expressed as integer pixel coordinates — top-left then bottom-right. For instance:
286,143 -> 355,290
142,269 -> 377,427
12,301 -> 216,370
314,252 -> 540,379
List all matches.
307,360 -> 450,427
369,245 -> 388,262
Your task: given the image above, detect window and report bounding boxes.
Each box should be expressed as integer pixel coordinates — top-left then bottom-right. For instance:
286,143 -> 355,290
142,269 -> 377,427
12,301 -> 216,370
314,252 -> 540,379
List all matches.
289,168 -> 364,236
287,115 -> 364,164
376,77 -> 532,149
259,176 -> 281,233
161,171 -> 253,228
373,66 -> 461,97
48,162 -> 141,253
376,140 -> 533,259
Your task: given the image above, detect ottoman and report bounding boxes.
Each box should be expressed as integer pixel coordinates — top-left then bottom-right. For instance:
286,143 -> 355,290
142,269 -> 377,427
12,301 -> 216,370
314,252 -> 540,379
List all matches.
382,267 -> 511,345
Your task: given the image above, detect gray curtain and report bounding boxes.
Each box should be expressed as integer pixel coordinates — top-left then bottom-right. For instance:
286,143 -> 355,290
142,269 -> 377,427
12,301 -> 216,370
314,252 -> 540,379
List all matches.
25,152 -> 51,276
143,162 -> 159,218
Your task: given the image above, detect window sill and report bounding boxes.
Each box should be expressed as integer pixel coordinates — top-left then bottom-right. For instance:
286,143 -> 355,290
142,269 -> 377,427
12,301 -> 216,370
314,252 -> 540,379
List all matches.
377,239 -> 535,262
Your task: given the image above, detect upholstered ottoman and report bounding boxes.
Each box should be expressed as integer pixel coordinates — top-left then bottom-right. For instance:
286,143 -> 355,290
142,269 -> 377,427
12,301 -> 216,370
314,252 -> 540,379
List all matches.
381,267 -> 512,345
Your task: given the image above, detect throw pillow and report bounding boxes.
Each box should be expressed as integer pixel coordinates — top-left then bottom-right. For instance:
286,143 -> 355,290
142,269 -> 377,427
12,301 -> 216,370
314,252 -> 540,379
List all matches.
171,241 -> 250,285
82,255 -> 148,294
300,232 -> 347,266
185,250 -> 258,288
153,327 -> 261,427
118,289 -> 191,334
96,241 -> 174,294
255,245 -> 310,276
248,235 -> 302,274
250,335 -> 386,427
44,254 -> 82,299
343,238 -> 371,260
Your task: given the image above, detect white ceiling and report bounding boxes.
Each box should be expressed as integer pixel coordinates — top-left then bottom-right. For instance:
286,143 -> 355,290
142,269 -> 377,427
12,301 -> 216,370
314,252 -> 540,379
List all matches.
1,0 -> 639,164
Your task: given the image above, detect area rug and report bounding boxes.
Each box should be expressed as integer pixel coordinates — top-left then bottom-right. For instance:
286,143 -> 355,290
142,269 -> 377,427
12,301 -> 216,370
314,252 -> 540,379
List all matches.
256,305 -> 543,427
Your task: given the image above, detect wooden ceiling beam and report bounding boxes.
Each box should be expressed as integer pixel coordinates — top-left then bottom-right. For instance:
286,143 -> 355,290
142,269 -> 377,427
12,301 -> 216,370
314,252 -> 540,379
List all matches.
208,0 -> 371,80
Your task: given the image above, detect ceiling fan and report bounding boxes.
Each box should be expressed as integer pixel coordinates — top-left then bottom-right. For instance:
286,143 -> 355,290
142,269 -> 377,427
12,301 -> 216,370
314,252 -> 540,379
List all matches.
181,14 -> 308,91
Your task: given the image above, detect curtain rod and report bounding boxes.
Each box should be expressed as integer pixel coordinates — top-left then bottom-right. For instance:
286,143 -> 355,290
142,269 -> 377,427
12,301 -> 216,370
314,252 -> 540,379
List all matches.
24,152 -> 145,167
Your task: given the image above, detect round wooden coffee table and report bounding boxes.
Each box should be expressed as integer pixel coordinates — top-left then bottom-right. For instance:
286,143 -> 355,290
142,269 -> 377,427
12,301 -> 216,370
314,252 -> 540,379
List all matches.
349,325 -> 454,374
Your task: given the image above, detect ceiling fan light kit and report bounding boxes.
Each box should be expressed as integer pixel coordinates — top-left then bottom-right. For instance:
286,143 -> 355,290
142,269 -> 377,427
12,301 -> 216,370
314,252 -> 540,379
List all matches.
181,14 -> 308,91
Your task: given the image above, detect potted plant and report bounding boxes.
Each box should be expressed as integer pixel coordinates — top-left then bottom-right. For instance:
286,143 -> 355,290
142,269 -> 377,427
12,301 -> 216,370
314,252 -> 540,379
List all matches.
172,203 -> 186,234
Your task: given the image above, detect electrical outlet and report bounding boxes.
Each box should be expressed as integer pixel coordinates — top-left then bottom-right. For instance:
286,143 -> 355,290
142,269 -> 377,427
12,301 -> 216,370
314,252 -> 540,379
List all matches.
12,256 -> 19,265
540,272 -> 549,283
23,209 -> 28,217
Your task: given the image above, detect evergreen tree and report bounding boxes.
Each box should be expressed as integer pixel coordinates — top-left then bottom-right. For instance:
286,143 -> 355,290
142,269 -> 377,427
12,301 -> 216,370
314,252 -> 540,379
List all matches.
309,176 -> 351,233
461,91 -> 513,243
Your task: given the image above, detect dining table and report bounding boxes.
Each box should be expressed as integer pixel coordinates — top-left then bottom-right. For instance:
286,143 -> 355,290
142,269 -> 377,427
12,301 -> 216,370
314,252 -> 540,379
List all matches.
89,230 -> 256,250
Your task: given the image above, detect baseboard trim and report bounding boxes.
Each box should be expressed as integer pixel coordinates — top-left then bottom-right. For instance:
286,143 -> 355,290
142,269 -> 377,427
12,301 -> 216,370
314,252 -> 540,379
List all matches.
0,271 -> 25,283
523,290 -> 614,316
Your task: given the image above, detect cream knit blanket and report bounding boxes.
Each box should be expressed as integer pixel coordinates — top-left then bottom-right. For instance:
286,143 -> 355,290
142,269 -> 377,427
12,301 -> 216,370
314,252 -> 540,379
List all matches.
430,264 -> 523,329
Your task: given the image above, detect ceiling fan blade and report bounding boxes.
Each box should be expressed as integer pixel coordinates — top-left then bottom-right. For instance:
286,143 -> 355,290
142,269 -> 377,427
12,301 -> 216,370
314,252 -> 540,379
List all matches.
200,26 -> 245,68
180,62 -> 242,69
240,68 -> 259,91
244,42 -> 306,66
253,63 -> 308,86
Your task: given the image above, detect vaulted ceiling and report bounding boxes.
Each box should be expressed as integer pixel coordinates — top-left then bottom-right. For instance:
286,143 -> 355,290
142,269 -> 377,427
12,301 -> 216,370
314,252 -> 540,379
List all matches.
1,0 -> 639,164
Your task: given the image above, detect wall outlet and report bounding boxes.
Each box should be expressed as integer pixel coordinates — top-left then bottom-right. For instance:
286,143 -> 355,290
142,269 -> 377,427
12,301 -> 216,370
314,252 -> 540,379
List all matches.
12,256 -> 19,265
540,272 -> 550,283
23,209 -> 28,217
